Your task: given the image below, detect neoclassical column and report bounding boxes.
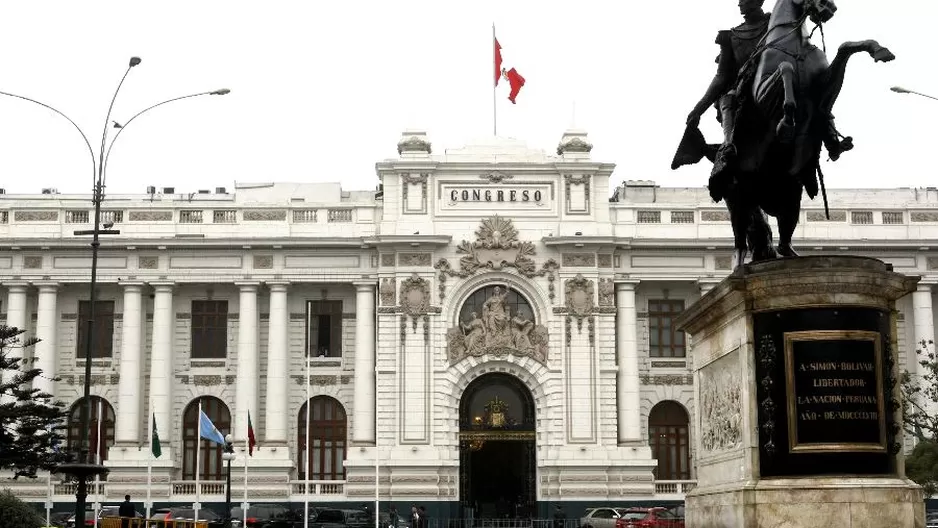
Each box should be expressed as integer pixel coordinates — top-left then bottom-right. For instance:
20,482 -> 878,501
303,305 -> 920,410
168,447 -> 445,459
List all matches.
2,283 -> 29,405
616,281 -> 641,443
352,282 -> 376,444
235,282 -> 259,443
116,282 -> 144,444
913,283 -> 936,380
148,282 -> 175,449
264,282 -> 290,444
33,283 -> 60,398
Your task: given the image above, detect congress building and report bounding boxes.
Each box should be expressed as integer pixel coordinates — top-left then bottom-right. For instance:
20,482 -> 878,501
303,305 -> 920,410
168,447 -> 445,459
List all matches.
2,129 -> 937,517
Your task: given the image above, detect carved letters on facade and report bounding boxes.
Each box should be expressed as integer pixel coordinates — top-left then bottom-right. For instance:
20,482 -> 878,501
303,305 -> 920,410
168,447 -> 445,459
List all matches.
380,278 -> 396,306
700,351 -> 743,454
446,285 -> 549,365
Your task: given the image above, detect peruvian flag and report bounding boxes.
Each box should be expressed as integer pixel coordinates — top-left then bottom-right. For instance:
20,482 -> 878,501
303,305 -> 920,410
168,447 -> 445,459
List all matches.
247,409 -> 257,456
494,34 -> 525,104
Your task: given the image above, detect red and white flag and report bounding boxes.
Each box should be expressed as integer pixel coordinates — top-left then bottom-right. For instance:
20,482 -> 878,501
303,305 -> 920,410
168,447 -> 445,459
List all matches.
493,34 -> 525,104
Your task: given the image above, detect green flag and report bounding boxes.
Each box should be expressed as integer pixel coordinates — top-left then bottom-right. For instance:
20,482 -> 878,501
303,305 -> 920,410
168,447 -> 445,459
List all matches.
152,414 -> 162,458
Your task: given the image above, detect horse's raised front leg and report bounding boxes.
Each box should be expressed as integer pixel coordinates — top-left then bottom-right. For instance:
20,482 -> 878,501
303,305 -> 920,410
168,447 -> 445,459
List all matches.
754,61 -> 798,143
820,40 -> 895,115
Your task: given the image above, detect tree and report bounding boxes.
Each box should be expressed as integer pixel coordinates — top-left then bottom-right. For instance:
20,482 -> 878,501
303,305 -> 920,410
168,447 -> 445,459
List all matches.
900,338 -> 938,495
0,488 -> 45,528
0,325 -> 68,478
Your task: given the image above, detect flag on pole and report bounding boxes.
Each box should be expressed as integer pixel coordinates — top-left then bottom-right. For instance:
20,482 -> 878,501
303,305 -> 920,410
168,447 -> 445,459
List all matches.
247,410 -> 257,456
493,32 -> 526,104
151,414 -> 162,458
199,409 -> 226,445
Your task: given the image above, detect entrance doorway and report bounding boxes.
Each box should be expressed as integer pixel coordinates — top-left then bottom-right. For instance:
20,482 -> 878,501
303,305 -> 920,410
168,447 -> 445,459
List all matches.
459,373 -> 536,520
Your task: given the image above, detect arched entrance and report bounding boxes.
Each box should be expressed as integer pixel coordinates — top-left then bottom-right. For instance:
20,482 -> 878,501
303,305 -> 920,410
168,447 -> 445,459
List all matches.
459,372 -> 536,520
648,401 -> 691,480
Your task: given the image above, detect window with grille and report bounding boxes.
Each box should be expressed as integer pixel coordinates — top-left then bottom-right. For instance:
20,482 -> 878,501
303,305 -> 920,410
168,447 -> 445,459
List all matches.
307,300 -> 343,357
648,299 -> 686,358
670,211 -> 695,224
851,211 -> 873,225
882,211 -> 904,225
182,396 -> 230,480
191,300 -> 228,359
648,401 -> 691,480
76,301 -> 115,358
637,211 -> 661,224
298,396 -> 347,480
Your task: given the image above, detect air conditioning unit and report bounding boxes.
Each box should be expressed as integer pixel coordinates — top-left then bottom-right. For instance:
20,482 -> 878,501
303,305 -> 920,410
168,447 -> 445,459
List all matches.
0,188 -> 6,194
162,187 -> 175,194
41,188 -> 58,195
215,187 -> 227,194
198,189 -> 210,194
146,186 -> 156,194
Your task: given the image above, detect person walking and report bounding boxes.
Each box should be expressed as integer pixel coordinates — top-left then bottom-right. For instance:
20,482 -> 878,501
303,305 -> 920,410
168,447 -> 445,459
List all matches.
118,494 -> 136,528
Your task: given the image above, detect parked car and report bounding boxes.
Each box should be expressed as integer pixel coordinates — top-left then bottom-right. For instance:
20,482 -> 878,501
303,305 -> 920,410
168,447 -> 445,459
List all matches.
579,507 -> 632,528
614,507 -> 684,528
926,511 -> 938,528
231,503 -> 293,528
148,507 -> 224,528
64,506 -> 144,528
48,511 -> 74,527
309,508 -> 372,528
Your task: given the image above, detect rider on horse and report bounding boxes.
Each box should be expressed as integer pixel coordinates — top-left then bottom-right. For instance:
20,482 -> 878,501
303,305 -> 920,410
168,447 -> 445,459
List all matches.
685,0 -> 850,202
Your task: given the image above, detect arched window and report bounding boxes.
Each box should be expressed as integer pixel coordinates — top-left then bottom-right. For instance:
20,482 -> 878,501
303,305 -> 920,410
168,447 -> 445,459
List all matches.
297,396 -> 347,481
458,284 -> 535,325
182,396 -> 231,481
648,401 -> 691,480
67,396 -> 116,465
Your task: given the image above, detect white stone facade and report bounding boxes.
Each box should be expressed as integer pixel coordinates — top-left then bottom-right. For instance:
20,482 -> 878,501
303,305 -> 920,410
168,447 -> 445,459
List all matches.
1,129 -> 936,509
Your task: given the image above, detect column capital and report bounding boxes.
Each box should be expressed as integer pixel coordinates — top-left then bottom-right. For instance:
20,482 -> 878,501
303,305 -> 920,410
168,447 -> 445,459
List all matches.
266,281 -> 291,291
614,280 -> 640,292
32,281 -> 61,292
120,281 -> 146,290
235,281 -> 261,291
3,280 -> 30,292
148,281 -> 175,292
917,281 -> 937,291
353,281 -> 377,291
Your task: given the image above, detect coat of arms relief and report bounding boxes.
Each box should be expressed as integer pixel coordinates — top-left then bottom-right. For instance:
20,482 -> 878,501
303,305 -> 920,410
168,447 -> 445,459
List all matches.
434,215 -> 560,302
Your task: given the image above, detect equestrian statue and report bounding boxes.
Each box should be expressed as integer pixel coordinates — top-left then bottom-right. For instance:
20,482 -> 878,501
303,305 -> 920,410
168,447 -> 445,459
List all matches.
672,0 -> 895,269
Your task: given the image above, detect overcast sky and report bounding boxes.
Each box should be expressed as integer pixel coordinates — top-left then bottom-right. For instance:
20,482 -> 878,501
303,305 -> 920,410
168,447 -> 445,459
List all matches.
0,0 -> 934,196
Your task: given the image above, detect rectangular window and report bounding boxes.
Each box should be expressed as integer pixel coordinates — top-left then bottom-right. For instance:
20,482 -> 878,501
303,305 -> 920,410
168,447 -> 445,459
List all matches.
306,300 -> 343,357
77,301 -> 116,358
191,300 -> 229,359
648,299 -> 686,358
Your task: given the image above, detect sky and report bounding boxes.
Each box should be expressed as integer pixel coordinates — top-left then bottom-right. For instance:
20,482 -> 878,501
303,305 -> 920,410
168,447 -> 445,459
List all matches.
0,0 -> 934,196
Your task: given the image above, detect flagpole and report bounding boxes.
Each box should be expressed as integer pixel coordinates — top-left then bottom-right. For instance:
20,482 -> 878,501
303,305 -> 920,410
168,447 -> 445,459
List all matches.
243,421 -> 249,528
492,23 -> 498,137
195,399 -> 202,524
304,354 -> 311,528
93,398 -> 103,528
147,415 -> 153,523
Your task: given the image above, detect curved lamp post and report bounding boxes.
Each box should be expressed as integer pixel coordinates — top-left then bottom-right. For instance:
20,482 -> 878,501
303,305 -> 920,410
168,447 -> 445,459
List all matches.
891,86 -> 938,101
0,56 -> 229,528
222,434 -> 236,528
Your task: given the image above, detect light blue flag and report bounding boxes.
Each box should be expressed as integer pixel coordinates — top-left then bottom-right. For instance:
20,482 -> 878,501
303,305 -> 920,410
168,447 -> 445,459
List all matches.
199,410 -> 226,446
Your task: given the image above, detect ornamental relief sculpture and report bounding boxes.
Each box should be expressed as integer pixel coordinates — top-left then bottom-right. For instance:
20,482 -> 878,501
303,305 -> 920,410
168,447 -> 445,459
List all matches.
435,215 -> 559,280
447,285 -> 549,365
699,351 -> 743,454
399,274 -> 430,316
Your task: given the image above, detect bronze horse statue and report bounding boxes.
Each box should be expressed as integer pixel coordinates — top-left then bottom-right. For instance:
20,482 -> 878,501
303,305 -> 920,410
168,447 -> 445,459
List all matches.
674,0 -> 895,269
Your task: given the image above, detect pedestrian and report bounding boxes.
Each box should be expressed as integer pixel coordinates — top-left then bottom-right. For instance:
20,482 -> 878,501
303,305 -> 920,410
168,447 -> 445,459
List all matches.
388,505 -> 399,528
553,504 -> 566,528
418,506 -> 429,528
411,504 -> 420,528
118,494 -> 136,528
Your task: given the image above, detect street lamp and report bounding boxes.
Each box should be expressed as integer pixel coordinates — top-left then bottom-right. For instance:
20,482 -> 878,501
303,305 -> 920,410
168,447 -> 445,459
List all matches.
222,434 -> 235,528
890,86 -> 938,101
0,56 -> 229,528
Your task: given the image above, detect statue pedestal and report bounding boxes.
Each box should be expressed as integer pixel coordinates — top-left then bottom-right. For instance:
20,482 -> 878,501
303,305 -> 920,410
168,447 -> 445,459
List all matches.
675,256 -> 925,528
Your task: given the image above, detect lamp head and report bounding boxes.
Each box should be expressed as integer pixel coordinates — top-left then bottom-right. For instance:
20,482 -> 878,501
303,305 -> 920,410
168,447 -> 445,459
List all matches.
891,86 -> 910,94
224,433 -> 233,443
211,88 -> 231,96
129,57 -> 142,67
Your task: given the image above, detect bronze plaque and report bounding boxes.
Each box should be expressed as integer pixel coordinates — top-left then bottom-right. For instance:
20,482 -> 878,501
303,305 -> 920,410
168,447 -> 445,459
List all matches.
784,330 -> 886,453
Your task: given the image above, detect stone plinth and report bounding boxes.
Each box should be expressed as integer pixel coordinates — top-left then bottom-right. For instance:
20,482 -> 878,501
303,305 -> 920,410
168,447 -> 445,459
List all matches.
675,256 -> 924,528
